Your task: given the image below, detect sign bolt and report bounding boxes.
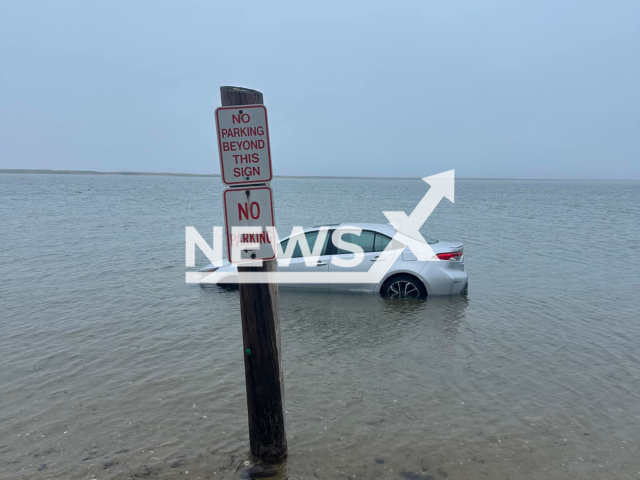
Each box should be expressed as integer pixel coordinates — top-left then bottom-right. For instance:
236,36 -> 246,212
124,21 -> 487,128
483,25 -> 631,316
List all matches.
245,348 -> 251,356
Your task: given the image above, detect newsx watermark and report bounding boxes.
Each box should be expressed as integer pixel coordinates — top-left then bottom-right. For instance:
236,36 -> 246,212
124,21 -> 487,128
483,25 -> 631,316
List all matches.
185,170 -> 455,285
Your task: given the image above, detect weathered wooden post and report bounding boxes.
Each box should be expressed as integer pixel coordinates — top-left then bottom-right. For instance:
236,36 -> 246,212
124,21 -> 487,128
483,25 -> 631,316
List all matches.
219,86 -> 287,461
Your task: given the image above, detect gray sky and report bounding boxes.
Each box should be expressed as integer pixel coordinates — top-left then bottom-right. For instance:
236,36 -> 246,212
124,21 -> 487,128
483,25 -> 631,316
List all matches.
1,0 -> 638,179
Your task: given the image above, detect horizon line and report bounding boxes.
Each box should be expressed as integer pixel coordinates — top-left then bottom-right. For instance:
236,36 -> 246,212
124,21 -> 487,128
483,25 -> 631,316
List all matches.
0,168 -> 635,182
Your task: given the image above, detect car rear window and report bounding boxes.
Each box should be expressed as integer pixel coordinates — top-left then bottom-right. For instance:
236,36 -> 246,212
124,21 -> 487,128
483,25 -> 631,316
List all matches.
374,233 -> 391,251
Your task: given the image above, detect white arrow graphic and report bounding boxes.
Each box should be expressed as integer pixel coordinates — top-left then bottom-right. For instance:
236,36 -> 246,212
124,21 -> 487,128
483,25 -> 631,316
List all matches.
383,169 -> 455,260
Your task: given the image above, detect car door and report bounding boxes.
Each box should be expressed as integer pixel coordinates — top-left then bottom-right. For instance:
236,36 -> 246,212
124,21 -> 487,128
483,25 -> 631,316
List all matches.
277,229 -> 331,290
328,230 -> 380,292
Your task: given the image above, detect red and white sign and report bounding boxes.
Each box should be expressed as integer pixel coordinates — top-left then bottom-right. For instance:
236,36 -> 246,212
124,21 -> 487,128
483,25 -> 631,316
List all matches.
215,105 -> 273,186
223,186 -> 275,263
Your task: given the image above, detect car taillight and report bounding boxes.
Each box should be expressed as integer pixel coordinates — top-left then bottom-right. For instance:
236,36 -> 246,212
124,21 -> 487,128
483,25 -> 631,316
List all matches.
437,251 -> 463,261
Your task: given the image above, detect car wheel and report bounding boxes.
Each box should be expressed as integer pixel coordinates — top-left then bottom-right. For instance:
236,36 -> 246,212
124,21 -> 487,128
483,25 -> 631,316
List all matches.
382,275 -> 427,299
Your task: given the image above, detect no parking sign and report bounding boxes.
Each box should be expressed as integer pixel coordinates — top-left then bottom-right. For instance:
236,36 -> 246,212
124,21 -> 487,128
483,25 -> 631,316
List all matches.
222,186 -> 275,263
215,105 -> 273,186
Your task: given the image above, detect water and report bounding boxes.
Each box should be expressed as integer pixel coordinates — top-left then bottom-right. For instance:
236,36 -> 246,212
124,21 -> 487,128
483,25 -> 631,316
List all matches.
1,173 -> 639,480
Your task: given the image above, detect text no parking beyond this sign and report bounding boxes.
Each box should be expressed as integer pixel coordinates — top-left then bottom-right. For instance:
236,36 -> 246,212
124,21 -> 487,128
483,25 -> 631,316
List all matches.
215,105 -> 273,186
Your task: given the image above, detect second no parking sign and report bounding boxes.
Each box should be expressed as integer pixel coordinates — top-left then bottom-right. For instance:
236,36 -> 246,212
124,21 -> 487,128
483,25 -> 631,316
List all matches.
223,186 -> 275,263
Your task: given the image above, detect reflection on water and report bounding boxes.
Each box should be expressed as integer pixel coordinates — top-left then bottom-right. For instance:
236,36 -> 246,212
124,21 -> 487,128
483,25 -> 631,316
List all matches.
280,289 -> 468,348
1,174 -> 639,480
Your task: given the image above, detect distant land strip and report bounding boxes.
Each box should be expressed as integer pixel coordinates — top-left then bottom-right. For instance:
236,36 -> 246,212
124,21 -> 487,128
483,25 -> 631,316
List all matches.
0,168 -> 220,178
0,168 -> 424,180
0,169 -> 632,181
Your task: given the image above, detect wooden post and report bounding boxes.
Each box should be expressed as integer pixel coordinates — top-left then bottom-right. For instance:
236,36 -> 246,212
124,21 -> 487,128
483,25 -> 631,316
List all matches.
220,86 -> 287,461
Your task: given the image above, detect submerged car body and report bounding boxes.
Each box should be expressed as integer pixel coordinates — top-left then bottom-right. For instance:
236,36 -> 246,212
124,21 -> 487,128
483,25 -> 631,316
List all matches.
199,223 -> 467,297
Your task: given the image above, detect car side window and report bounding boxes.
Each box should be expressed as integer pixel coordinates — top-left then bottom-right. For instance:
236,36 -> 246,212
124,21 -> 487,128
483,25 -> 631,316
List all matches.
335,230 -> 375,255
280,230 -> 329,259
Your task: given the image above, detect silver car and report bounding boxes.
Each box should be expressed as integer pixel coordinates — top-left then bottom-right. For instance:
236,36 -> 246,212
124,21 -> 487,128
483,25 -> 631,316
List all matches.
199,223 -> 467,298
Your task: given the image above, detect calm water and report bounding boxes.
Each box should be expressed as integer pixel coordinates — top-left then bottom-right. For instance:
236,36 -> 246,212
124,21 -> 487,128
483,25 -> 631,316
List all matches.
1,173 -> 639,480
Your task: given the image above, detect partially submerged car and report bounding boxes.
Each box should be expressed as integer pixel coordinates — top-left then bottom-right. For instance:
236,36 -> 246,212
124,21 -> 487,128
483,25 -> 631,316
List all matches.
199,223 -> 467,298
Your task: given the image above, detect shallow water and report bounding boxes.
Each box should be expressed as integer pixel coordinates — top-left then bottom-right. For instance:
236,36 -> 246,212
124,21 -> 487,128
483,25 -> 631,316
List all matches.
1,173 -> 639,479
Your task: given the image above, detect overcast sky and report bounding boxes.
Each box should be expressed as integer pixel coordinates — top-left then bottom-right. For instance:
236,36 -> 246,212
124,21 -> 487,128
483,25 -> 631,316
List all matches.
1,0 -> 638,179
